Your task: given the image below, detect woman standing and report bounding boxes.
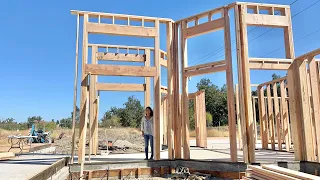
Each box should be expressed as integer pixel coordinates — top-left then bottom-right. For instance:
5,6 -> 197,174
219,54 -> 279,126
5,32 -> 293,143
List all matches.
141,107 -> 154,160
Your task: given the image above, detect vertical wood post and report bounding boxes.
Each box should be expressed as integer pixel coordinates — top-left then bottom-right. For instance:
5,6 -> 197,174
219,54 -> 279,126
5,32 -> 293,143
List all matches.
236,84 -> 242,150
79,14 -> 89,173
273,83 -> 281,150
266,84 -> 275,150
71,14 -> 80,164
154,19 -> 161,160
280,80 -> 291,151
200,91 -> 207,148
287,63 -> 303,160
173,22 -> 181,159
145,49 -> 151,108
194,94 -> 200,147
252,97 -> 257,147
224,8 -> 237,162
166,21 -> 174,159
180,20 -> 190,159
309,57 -> 320,162
258,86 -> 268,149
90,46 -> 98,155
236,4 -> 255,163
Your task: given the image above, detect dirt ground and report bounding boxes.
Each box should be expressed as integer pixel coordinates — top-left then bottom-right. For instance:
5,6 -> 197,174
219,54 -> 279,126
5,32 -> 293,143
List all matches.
53,128 -> 145,155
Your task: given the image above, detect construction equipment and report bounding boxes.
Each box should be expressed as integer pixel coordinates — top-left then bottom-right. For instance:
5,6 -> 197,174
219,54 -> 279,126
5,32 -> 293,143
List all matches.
28,124 -> 52,143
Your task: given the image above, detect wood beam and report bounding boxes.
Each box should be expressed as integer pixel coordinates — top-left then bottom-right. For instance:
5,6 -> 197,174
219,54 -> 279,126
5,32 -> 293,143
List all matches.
97,53 -> 145,62
249,63 -> 291,70
71,14 -> 80,164
89,46 -> 98,157
153,19 -> 161,160
166,21 -> 174,159
224,8 -> 237,162
145,49 -> 151,107
160,58 -> 167,67
280,80 -> 291,152
309,57 -> 320,162
184,64 -> 226,77
86,22 -> 157,37
96,83 -> 145,91
235,5 -> 249,163
295,48 -> 320,61
79,14 -> 89,179
296,61 -> 315,161
287,63 -> 303,160
173,22 -> 181,159
183,17 -> 225,38
266,85 -> 275,150
181,20 -> 190,159
273,82 -> 281,151
85,64 -> 156,77
258,86 -> 268,149
245,14 -> 289,27
259,76 -> 287,87
248,58 -> 292,63
238,4 -> 255,163
235,85 -> 242,150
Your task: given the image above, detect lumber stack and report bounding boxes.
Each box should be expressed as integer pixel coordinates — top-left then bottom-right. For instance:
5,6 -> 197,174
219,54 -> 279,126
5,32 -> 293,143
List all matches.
244,165 -> 320,180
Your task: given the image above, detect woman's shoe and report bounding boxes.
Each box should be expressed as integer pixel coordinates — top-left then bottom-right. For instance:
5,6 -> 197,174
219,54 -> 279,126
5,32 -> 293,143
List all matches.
144,158 -> 148,160
149,157 -> 153,160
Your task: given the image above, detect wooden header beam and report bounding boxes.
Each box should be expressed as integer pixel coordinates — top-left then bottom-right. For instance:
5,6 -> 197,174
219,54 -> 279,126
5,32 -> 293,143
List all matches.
86,22 -> 157,37
96,83 -> 145,91
249,63 -> 291,70
97,53 -> 145,62
183,18 -> 225,38
85,64 -> 157,77
245,14 -> 289,27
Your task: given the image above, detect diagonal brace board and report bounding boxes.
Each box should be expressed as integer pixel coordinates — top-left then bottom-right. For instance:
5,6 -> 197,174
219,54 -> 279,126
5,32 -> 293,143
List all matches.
85,64 -> 157,77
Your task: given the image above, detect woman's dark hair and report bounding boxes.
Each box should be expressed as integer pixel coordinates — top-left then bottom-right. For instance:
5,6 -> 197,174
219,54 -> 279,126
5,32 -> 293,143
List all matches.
146,106 -> 153,117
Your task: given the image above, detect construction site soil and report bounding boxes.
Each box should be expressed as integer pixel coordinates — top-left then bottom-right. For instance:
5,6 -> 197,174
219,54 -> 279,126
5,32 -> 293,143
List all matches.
53,128 -> 145,155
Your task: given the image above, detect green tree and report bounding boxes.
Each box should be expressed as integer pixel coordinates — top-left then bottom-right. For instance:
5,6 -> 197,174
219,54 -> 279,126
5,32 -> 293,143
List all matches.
206,112 -> 213,127
60,118 -> 72,128
189,100 -> 195,130
45,121 -> 56,131
102,115 -> 121,127
101,96 -> 144,128
27,116 -> 43,128
119,96 -> 144,127
196,78 -> 228,126
71,106 -> 80,123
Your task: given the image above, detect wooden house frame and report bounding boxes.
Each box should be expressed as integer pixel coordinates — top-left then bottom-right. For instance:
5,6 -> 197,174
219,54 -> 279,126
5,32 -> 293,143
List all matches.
70,2 -> 320,178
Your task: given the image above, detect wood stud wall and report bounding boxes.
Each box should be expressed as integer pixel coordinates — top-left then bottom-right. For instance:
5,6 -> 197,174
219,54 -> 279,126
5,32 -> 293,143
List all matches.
71,2 -> 320,172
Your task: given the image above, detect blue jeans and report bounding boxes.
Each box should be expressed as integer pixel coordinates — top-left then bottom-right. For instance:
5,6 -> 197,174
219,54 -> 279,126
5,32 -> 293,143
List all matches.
144,134 -> 154,159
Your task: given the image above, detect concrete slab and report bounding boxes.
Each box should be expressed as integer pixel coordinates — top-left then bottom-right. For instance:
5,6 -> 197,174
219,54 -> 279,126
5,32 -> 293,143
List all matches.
0,154 -> 67,180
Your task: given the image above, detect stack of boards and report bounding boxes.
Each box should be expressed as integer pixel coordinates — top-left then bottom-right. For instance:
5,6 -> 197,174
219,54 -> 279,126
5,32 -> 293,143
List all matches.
243,165 -> 320,180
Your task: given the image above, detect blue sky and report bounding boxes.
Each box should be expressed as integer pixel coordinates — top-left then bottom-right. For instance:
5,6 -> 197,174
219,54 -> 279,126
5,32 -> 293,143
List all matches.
0,0 -> 319,122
